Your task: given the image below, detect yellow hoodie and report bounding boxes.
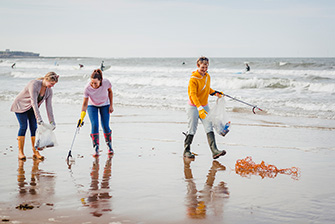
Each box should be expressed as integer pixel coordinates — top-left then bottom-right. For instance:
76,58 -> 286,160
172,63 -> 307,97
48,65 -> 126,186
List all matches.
188,70 -> 215,107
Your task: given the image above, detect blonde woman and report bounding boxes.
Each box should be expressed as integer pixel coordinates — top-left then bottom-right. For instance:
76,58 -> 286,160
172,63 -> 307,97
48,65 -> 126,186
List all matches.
11,72 -> 59,160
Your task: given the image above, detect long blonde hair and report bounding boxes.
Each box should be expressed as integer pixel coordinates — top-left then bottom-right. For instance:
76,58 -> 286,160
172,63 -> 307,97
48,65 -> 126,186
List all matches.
37,72 -> 59,82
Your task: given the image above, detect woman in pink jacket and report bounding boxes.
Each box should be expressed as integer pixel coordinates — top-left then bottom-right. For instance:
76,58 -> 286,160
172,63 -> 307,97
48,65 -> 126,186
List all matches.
11,72 -> 59,160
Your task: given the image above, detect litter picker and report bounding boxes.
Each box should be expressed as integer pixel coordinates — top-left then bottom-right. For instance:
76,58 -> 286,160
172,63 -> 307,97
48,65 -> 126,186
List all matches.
223,93 -> 263,114
67,120 -> 83,164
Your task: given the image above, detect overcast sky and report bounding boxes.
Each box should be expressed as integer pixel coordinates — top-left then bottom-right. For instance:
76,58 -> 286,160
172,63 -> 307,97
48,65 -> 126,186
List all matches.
1,0 -> 334,58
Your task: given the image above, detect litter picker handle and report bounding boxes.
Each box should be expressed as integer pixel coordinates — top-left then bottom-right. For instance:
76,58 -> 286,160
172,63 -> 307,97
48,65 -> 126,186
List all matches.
77,120 -> 84,128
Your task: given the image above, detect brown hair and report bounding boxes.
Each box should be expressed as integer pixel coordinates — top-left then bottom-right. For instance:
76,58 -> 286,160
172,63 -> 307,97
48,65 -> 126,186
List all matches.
196,56 -> 209,66
91,69 -> 103,80
38,72 -> 59,82
91,69 -> 103,87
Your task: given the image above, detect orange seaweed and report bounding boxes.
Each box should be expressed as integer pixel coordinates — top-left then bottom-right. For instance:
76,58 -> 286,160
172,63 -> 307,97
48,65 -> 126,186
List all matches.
235,156 -> 300,180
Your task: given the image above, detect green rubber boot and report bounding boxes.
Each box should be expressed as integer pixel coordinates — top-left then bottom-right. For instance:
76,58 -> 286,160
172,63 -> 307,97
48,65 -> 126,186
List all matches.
184,134 -> 195,159
207,132 -> 226,159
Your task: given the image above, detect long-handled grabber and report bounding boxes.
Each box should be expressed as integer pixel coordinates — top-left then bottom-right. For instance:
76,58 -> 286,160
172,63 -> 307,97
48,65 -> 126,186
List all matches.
67,120 -> 83,164
223,93 -> 263,114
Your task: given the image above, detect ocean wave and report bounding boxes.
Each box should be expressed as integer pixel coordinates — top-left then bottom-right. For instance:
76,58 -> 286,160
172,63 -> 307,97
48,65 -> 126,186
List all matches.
110,65 -> 190,74
305,74 -> 332,81
2,89 -> 334,120
110,75 -> 188,88
277,61 -> 332,69
11,71 -> 41,79
2,57 -> 335,121
306,83 -> 335,93
0,90 -> 20,101
212,77 -> 335,93
219,69 -> 335,79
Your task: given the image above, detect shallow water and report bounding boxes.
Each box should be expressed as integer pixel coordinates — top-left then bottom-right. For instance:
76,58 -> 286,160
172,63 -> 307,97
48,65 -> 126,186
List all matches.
1,102 -> 335,223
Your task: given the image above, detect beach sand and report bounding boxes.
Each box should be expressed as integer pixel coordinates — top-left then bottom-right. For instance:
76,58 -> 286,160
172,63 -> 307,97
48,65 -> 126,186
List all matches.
1,101 -> 335,224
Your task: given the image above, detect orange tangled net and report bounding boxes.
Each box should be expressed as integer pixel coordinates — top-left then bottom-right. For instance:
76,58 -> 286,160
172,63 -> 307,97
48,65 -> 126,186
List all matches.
235,156 -> 300,180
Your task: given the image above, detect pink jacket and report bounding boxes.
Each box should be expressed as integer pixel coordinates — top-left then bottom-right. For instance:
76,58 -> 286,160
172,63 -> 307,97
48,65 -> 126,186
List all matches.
11,79 -> 55,124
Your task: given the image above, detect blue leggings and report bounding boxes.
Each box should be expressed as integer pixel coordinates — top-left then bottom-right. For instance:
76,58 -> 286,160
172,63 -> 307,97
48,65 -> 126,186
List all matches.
15,108 -> 37,137
87,105 -> 111,134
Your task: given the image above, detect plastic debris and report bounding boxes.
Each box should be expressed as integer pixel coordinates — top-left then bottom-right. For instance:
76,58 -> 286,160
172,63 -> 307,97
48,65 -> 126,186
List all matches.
235,156 -> 300,180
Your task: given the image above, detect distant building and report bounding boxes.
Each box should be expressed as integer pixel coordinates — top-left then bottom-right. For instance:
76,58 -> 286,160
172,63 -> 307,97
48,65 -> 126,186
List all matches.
0,49 -> 40,58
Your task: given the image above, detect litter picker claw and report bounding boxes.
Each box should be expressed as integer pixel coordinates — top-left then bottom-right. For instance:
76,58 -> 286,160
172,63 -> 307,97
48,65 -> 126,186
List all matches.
67,119 -> 83,164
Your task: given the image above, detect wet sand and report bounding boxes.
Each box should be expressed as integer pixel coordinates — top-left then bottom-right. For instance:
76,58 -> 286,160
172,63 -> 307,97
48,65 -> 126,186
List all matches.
1,101 -> 335,224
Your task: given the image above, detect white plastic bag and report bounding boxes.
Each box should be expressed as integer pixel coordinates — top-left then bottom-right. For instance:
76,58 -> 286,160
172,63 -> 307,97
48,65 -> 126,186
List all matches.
35,123 -> 57,150
208,97 -> 231,137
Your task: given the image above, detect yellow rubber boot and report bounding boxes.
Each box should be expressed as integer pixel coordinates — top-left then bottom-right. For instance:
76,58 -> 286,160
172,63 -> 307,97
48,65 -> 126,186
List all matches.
31,136 -> 44,160
18,136 -> 26,160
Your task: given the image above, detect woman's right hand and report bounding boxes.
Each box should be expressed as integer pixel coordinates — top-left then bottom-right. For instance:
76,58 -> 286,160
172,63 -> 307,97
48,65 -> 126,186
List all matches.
109,105 -> 114,114
77,111 -> 86,127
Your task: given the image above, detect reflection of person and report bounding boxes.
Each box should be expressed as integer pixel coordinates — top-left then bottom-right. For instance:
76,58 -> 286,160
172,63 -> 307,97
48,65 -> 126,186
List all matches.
78,69 -> 114,157
184,56 -> 226,159
245,63 -> 250,72
17,159 -> 42,195
87,157 -> 113,217
100,61 -> 105,71
11,72 -> 59,160
184,158 -> 229,219
17,159 -> 56,207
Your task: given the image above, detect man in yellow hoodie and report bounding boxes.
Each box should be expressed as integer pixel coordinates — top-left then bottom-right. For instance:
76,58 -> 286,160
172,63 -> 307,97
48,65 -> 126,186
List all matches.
184,57 -> 226,159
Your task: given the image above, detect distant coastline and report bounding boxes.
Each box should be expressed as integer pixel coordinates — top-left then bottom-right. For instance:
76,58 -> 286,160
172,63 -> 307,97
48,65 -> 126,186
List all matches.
0,49 -> 39,58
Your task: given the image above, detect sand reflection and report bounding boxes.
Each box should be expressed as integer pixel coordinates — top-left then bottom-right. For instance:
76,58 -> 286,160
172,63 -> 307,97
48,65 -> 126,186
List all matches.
17,159 -> 55,203
183,158 -> 229,219
87,157 -> 113,217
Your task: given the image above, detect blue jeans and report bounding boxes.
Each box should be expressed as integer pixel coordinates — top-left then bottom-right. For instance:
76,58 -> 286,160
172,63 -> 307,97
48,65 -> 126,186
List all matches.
87,105 -> 111,134
15,108 -> 37,137
187,104 -> 213,135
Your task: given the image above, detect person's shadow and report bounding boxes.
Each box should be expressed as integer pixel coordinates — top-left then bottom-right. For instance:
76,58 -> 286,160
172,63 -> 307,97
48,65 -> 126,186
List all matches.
183,158 -> 229,219
87,157 -> 113,217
